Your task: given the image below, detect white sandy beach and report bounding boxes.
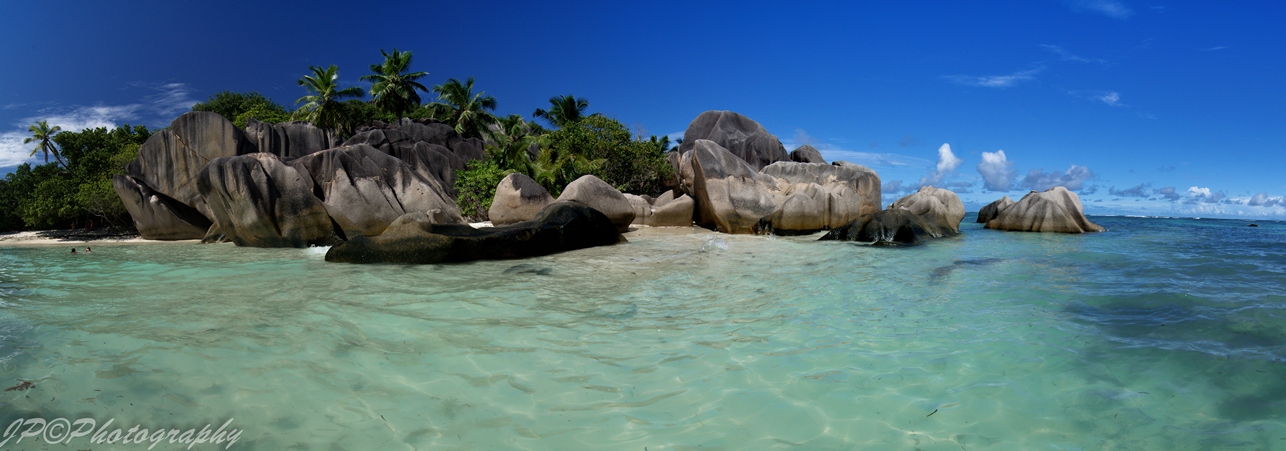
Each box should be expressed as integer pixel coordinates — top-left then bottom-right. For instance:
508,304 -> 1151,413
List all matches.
0,231 -> 197,247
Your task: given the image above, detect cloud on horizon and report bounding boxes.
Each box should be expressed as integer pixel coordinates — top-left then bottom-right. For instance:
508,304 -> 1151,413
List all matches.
918,143 -> 963,187
944,68 -> 1043,88
1020,165 -> 1094,191
0,83 -> 198,168
1109,183 -> 1150,198
977,150 -> 1014,191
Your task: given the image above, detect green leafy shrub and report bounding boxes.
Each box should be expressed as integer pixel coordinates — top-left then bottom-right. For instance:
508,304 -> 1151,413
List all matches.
453,159 -> 513,222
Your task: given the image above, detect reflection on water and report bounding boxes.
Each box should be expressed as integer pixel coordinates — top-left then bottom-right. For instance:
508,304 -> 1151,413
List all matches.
0,217 -> 1283,449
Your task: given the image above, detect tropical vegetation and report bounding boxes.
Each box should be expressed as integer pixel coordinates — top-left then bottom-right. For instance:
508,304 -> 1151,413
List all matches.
1,48 -> 676,230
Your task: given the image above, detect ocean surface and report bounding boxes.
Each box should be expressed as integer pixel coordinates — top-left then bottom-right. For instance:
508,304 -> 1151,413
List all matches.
1,216 -> 1284,450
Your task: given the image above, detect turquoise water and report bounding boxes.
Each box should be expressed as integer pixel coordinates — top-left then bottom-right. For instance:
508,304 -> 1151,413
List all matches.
1,217 -> 1285,449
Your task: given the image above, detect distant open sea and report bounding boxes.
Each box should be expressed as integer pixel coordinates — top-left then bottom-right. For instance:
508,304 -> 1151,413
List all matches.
1,216 -> 1284,449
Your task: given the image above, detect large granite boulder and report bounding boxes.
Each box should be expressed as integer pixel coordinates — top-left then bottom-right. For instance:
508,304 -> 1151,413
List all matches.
985,187 -> 1105,233
197,153 -> 336,247
244,119 -> 336,160
556,175 -> 635,232
649,194 -> 694,227
676,111 -> 788,170
488,173 -> 554,225
341,118 -> 486,198
819,186 -> 963,245
623,193 -> 653,225
977,196 -> 1015,223
325,200 -> 623,264
789,145 -> 826,164
112,175 -> 212,240
681,139 -> 881,234
125,111 -> 255,220
889,186 -> 966,233
289,144 -> 464,238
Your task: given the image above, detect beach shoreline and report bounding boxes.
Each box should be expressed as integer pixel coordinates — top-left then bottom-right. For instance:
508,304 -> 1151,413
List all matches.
0,230 -> 197,247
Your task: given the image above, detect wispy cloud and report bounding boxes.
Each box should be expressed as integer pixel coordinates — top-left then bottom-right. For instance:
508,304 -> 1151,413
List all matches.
1094,91 -> 1123,106
1040,44 -> 1105,64
783,129 -> 933,168
944,67 -> 1043,88
1109,183 -> 1150,197
1069,0 -> 1135,19
1204,46 -> 1228,52
0,82 -> 198,168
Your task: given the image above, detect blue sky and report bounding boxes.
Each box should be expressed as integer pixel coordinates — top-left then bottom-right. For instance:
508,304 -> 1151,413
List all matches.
1,1 -> 1282,218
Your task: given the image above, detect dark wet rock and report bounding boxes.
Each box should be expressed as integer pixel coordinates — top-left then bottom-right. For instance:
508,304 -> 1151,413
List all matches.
125,111 -> 255,220
244,119 -> 336,159
556,175 -> 635,232
977,196 -> 1015,224
289,144 -> 464,238
488,173 -> 554,226
676,111 -> 789,170
325,200 -> 623,264
985,186 -> 1105,233
789,145 -> 826,164
112,175 -> 212,240
819,209 -> 954,246
197,153 -> 336,248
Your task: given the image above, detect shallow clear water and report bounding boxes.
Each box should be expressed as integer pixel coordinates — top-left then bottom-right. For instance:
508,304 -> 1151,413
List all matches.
1,216 -> 1285,450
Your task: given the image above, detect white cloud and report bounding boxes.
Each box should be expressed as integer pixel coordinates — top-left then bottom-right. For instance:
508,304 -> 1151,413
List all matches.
1094,91 -> 1123,106
944,68 -> 1042,88
1020,165 -> 1094,191
1248,192 -> 1283,207
1070,0 -> 1135,19
918,143 -> 962,187
1040,44 -> 1104,63
782,130 -> 933,168
1187,186 -> 1211,197
0,83 -> 197,169
977,150 -> 1014,191
1204,46 -> 1228,52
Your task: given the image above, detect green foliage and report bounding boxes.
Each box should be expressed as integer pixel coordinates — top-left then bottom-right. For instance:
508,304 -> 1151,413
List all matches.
295,65 -> 365,135
343,100 -> 397,128
361,48 -> 429,117
192,91 -> 290,127
533,94 -> 589,129
419,77 -> 498,139
0,125 -> 150,231
453,159 -> 513,221
542,114 -> 673,196
24,120 -> 65,168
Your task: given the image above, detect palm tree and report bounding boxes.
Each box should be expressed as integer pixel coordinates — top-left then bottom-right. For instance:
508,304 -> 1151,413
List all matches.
24,120 -> 65,168
425,77 -> 497,139
360,49 -> 429,117
294,65 -> 364,133
486,118 -> 545,178
532,95 -> 589,128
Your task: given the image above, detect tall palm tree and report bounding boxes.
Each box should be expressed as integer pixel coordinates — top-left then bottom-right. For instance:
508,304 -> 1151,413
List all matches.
425,77 -> 497,139
360,49 -> 429,117
294,65 -> 364,133
24,120 -> 65,168
532,94 -> 589,128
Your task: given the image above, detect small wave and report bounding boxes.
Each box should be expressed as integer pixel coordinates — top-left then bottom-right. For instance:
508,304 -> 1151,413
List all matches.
700,235 -> 728,252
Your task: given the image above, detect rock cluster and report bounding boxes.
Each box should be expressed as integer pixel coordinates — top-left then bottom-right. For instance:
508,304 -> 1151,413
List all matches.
676,110 -> 789,170
982,187 -> 1105,233
623,191 -> 695,227
820,186 -> 965,245
114,112 -> 477,246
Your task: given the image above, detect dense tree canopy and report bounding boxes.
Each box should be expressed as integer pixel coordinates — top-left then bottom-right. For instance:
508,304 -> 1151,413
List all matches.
294,65 -> 365,134
192,91 -> 290,128
419,77 -> 497,139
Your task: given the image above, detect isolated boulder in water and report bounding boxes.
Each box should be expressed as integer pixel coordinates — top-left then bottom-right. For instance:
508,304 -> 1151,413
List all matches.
197,153 -> 335,248
977,196 -> 1015,223
289,144 -> 464,238
325,200 -> 623,264
789,145 -> 826,164
488,173 -> 554,225
985,187 -> 1105,233
112,175 -> 212,240
125,111 -> 255,220
244,119 -> 336,159
889,186 -> 965,233
556,175 -> 635,231
676,111 -> 788,170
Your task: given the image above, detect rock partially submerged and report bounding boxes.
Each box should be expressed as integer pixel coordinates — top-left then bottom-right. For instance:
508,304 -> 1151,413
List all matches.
984,187 -> 1105,233
112,175 -> 212,240
976,196 -> 1015,223
820,186 -> 963,245
624,191 -> 695,227
325,201 -> 623,264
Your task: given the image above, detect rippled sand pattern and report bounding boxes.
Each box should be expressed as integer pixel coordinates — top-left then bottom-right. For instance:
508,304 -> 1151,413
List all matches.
1,217 -> 1284,449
